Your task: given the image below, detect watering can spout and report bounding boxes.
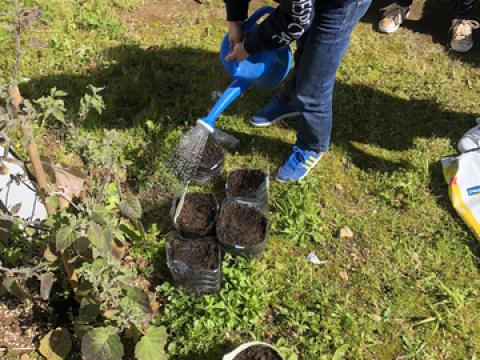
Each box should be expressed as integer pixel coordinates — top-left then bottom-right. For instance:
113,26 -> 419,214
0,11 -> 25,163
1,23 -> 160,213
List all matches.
197,79 -> 250,131
197,119 -> 215,133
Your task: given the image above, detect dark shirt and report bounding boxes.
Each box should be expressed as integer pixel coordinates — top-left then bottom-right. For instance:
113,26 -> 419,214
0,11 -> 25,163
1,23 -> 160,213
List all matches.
225,0 -> 344,54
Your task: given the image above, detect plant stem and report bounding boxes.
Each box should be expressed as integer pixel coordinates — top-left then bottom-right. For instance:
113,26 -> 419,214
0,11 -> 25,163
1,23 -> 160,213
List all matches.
12,0 -> 21,83
8,85 -> 78,289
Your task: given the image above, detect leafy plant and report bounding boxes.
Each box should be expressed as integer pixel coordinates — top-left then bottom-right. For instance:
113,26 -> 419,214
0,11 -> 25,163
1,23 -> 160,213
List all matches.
272,183 -> 327,246
0,2 -> 169,359
159,255 -> 271,356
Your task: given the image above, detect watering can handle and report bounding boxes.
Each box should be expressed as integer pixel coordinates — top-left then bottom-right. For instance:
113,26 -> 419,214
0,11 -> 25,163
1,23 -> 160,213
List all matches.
225,6 -> 274,76
244,6 -> 274,31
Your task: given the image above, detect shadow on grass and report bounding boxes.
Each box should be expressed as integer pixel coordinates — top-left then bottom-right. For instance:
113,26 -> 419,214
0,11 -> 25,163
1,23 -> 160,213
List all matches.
362,0 -> 480,67
21,43 -> 474,155
21,43 -> 478,248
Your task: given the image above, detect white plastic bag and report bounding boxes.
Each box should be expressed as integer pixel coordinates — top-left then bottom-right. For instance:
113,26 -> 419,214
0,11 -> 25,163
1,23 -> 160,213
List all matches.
442,150 -> 480,238
0,147 -> 47,221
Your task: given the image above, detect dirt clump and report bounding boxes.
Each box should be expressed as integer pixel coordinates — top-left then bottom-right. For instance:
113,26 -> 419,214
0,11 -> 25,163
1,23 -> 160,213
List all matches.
234,345 -> 282,360
217,203 -> 267,246
226,169 -> 266,199
176,192 -> 217,234
172,236 -> 219,270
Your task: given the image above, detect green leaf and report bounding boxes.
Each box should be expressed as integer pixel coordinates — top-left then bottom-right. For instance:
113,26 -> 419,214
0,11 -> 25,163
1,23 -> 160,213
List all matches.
88,222 -> 112,256
53,109 -> 65,123
56,225 -> 77,252
119,196 -> 142,220
55,90 -> 68,97
81,327 -> 124,360
332,344 -> 350,360
39,328 -> 72,360
121,285 -> 151,317
135,326 -> 168,360
79,297 -> 100,323
74,322 -> 93,340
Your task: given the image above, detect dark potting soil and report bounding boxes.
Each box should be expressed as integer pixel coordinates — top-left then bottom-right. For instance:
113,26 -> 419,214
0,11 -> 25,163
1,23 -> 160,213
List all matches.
200,137 -> 223,168
176,193 -> 216,233
234,345 -> 282,360
217,203 -> 266,246
226,169 -> 266,199
172,236 -> 219,270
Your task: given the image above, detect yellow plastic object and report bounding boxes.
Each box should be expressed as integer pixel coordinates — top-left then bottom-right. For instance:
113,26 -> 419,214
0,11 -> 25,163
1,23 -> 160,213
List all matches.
442,151 -> 480,238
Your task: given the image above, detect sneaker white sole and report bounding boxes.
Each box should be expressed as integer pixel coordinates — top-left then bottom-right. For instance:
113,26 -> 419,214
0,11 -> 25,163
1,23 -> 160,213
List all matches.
378,11 -> 409,34
251,112 -> 301,128
451,41 -> 473,53
379,23 -> 401,33
276,154 -> 323,183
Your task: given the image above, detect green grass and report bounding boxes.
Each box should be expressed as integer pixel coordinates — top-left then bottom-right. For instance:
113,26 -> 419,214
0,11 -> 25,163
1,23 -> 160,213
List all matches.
1,0 -> 480,358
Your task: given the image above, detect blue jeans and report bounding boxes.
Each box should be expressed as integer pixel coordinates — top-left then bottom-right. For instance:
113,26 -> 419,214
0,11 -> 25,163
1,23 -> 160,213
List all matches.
281,0 -> 371,153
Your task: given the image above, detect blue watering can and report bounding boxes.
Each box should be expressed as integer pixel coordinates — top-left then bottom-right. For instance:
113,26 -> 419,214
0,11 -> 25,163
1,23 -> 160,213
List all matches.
197,6 -> 292,132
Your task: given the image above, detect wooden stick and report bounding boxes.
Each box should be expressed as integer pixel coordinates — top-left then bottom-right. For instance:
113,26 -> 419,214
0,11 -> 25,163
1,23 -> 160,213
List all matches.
8,84 -> 78,288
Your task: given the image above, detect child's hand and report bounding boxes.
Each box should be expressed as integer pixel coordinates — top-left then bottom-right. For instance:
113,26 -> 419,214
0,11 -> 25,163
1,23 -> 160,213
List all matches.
228,21 -> 243,49
225,42 -> 249,62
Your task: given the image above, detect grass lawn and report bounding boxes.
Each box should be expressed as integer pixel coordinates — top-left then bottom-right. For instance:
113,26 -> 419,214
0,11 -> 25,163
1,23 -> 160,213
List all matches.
1,0 -> 480,359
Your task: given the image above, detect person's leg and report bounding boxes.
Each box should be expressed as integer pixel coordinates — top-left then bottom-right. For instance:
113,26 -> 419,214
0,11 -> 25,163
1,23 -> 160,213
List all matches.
276,0 -> 372,181
455,0 -> 476,18
396,0 -> 413,7
280,32 -> 308,104
378,0 -> 412,33
250,35 -> 307,127
451,0 -> 479,52
293,0 -> 371,153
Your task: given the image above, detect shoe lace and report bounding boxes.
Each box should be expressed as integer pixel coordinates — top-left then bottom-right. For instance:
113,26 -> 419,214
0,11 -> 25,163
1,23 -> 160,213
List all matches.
381,4 -> 407,21
289,145 -> 308,166
451,19 -> 480,40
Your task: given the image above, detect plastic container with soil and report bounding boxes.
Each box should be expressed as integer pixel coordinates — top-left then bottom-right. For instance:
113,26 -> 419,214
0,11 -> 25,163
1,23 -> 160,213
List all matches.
166,232 -> 221,295
217,199 -> 268,258
172,192 -> 218,238
225,169 -> 269,210
223,342 -> 283,360
191,136 -> 225,185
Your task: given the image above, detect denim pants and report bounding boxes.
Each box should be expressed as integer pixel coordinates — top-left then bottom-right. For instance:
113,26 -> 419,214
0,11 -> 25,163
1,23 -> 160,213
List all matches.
280,0 -> 372,153
396,0 -> 476,18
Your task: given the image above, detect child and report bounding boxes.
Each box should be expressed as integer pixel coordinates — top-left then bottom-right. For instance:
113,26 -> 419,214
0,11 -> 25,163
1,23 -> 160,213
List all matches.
225,0 -> 372,182
379,0 -> 479,53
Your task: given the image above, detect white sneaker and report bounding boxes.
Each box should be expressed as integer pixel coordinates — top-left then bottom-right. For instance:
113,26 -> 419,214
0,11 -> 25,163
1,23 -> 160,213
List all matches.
378,3 -> 410,33
458,118 -> 480,153
450,19 -> 480,53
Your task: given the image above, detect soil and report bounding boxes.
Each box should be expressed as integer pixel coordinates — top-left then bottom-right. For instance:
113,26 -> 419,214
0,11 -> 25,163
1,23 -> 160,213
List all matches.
217,203 -> 267,246
226,169 -> 266,199
172,236 -> 219,270
176,192 -> 217,234
200,137 -> 223,169
234,345 -> 282,360
0,293 -> 78,355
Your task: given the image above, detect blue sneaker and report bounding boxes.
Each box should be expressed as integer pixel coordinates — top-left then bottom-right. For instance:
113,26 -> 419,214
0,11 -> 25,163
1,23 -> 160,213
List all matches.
251,96 -> 300,127
276,146 -> 324,182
